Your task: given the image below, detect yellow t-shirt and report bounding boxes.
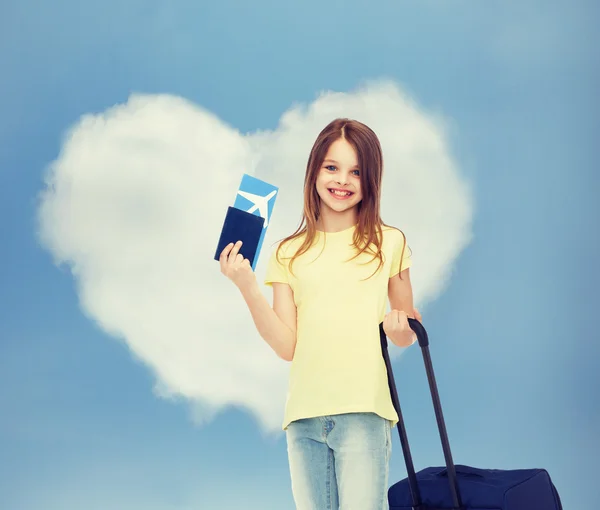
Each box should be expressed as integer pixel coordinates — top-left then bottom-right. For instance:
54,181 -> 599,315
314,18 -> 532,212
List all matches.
264,224 -> 412,430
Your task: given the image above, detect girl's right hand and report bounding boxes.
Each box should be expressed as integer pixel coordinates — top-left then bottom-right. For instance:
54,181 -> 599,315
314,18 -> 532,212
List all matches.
219,241 -> 257,293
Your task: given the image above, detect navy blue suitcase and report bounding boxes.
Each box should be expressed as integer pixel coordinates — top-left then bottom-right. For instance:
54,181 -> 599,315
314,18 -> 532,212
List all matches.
380,319 -> 563,510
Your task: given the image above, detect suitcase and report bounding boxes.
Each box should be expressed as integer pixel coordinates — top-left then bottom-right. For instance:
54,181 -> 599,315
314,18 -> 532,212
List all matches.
380,319 -> 563,510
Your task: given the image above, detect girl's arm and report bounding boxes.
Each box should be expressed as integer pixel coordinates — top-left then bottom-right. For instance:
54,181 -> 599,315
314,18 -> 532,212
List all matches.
239,281 -> 297,362
219,240 -> 297,361
385,268 -> 421,347
388,268 -> 417,318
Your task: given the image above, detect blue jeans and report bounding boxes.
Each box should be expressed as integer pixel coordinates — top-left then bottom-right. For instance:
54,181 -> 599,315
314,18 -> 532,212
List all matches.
286,412 -> 392,510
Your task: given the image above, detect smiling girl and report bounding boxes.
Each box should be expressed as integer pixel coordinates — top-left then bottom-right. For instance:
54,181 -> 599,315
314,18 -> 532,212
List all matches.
220,118 -> 420,509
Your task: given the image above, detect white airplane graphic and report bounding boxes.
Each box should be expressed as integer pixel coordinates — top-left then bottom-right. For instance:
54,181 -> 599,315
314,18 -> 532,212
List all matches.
237,189 -> 277,228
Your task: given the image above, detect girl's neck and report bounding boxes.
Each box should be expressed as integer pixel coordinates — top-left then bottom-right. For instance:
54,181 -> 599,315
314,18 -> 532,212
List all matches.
316,209 -> 358,233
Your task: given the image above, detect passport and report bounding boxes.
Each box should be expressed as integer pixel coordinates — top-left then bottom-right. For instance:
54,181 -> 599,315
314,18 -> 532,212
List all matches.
214,206 -> 265,267
214,173 -> 279,271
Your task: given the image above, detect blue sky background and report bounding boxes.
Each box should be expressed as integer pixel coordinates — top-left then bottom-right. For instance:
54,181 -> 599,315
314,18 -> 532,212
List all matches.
1,1 -> 598,508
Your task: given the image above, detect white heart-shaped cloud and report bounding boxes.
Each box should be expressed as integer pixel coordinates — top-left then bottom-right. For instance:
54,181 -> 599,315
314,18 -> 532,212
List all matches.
37,80 -> 473,433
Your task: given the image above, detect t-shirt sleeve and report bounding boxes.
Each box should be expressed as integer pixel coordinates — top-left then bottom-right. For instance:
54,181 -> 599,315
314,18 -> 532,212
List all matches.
264,245 -> 289,286
389,230 -> 412,278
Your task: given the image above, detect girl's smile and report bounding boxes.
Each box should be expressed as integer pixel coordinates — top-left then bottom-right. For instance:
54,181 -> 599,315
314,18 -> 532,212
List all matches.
327,187 -> 355,199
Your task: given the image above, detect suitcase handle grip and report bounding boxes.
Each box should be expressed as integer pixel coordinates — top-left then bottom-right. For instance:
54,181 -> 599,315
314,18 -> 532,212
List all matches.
408,317 -> 429,347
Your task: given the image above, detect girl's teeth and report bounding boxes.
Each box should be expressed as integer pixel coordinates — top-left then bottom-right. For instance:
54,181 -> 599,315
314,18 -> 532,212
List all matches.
331,190 -> 350,197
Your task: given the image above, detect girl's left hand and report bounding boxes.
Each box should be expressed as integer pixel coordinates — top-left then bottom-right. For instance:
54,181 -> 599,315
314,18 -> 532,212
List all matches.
414,307 -> 422,323
383,308 -> 422,347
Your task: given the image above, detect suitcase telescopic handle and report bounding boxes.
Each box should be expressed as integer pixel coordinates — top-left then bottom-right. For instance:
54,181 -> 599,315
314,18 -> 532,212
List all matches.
380,319 -> 464,510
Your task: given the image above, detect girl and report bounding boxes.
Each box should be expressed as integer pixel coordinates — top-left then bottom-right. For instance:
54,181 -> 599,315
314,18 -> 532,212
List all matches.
220,118 -> 421,509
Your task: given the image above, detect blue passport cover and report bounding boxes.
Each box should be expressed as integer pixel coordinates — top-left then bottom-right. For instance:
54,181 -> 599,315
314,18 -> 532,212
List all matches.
214,206 -> 265,267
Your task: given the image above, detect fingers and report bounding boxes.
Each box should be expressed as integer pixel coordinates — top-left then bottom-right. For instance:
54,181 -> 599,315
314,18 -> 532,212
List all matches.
394,310 -> 407,322
385,310 -> 408,327
413,307 -> 423,322
219,242 -> 232,260
220,241 -> 245,274
385,311 -> 393,325
228,240 -> 243,260
384,310 -> 417,347
219,243 -> 233,273
220,240 -> 242,257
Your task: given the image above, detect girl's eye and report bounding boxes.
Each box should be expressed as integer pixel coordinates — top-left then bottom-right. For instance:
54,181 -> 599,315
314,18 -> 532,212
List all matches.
323,165 -> 359,175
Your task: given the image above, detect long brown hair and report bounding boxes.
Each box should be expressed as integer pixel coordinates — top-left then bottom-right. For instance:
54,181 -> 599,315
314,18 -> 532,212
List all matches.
276,118 -> 408,280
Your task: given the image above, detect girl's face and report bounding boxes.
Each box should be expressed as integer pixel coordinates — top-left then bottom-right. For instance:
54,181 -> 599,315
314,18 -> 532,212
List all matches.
315,138 -> 363,215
